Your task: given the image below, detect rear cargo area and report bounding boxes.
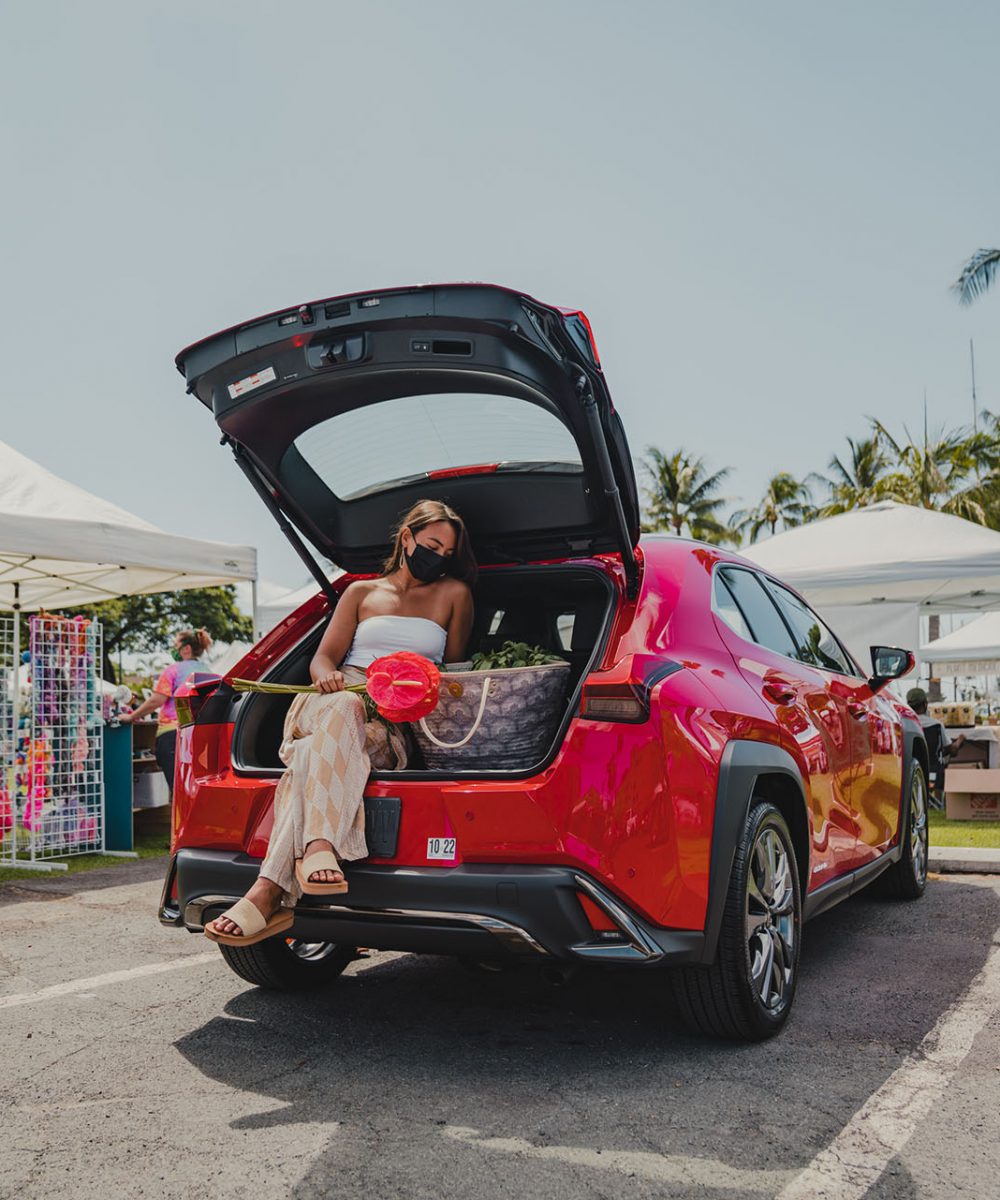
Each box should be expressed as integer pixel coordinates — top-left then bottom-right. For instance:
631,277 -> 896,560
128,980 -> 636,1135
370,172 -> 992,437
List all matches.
232,563 -> 616,777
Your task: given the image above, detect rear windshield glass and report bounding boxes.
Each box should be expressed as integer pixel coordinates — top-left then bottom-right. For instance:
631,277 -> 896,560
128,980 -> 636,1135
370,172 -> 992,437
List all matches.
294,392 -> 582,500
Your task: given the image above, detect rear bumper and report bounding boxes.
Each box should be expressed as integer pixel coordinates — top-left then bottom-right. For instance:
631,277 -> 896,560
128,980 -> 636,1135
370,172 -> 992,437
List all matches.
161,849 -> 705,967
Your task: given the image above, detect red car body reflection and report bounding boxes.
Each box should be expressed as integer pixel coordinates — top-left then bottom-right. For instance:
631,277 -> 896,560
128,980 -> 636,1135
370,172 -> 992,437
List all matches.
171,539 -> 914,932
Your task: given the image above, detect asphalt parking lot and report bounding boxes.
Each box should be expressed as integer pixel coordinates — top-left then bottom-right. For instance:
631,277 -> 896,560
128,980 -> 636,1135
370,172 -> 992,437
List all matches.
1,861 -> 998,1200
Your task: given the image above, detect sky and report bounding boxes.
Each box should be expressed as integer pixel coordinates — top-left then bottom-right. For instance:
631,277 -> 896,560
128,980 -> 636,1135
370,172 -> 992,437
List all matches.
3,0 -> 1000,598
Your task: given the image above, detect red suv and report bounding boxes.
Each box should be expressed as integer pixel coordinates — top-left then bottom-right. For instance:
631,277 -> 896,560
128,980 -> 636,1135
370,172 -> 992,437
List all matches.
160,284 -> 927,1040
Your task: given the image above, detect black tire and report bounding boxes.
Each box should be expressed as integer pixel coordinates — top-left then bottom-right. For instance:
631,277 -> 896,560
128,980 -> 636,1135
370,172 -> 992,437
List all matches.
877,759 -> 929,900
217,936 -> 358,990
672,801 -> 802,1041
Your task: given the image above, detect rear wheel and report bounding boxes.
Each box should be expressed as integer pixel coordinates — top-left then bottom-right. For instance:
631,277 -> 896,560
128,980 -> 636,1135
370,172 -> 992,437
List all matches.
218,936 -> 358,990
672,801 -> 801,1041
877,760 -> 928,900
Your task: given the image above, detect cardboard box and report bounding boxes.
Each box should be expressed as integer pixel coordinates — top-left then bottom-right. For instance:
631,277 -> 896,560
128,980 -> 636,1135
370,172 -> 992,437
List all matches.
944,767 -> 1000,820
945,793 -> 1000,820
950,740 -> 990,767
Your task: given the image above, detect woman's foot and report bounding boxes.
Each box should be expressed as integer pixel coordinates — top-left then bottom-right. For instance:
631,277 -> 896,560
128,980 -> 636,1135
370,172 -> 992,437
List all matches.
302,839 -> 346,885
207,877 -> 283,938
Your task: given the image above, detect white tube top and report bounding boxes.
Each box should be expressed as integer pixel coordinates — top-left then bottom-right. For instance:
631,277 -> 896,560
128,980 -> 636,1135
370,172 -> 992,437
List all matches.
342,614 -> 448,669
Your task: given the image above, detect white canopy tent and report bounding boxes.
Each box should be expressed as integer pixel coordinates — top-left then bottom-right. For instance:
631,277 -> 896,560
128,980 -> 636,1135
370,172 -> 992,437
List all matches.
743,501 -> 1000,613
0,441 -> 257,613
0,441 -> 258,871
921,612 -> 1000,675
742,501 -> 1000,681
0,438 -> 257,726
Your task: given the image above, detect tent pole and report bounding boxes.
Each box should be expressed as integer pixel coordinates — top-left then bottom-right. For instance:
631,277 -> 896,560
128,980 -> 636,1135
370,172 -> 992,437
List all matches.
11,585 -> 18,735
5,588 -> 19,867
5,591 -> 58,872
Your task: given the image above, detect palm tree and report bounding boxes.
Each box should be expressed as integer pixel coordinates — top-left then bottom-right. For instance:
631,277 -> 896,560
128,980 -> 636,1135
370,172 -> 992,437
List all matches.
952,248 -> 1000,305
730,473 -> 815,543
641,447 -> 734,545
815,433 -> 896,515
874,420 -> 990,522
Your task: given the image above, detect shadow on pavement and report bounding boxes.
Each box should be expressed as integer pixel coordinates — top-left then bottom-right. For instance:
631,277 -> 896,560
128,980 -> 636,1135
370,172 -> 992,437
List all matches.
174,877 -> 999,1198
0,855 -> 169,907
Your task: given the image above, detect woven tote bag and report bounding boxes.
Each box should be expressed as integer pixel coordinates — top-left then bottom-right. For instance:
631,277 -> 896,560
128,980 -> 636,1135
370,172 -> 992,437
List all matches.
414,661 -> 571,770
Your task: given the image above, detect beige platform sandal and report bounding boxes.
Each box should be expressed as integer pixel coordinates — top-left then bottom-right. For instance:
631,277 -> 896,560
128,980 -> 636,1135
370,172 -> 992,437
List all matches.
295,850 -> 349,895
204,897 -> 294,946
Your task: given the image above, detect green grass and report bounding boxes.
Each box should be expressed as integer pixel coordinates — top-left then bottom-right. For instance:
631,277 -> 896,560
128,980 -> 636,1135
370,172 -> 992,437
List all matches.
0,811 -> 170,884
929,809 -> 1000,849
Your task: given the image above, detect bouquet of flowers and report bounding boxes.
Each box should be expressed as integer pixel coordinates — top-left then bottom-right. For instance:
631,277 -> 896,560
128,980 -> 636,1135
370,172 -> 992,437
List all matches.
231,651 -> 440,725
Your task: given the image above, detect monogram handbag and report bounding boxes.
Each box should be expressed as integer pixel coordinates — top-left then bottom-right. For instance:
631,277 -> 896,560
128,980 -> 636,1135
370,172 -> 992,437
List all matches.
413,660 -> 571,770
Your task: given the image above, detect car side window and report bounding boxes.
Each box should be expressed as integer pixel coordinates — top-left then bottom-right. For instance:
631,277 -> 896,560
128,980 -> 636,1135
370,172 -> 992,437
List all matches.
764,581 -> 855,676
716,568 -> 797,659
712,572 -> 754,641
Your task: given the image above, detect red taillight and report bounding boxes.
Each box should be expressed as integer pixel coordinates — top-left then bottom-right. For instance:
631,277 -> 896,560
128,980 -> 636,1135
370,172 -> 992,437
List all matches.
426,463 -> 500,480
579,684 -> 648,723
579,658 -> 682,723
175,677 -> 222,728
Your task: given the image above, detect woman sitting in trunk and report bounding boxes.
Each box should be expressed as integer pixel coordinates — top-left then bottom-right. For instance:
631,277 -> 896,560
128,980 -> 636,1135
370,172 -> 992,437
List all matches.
206,499 -> 476,945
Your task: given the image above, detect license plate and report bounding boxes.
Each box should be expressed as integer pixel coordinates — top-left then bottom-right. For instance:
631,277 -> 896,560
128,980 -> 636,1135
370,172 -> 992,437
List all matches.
426,836 -> 457,861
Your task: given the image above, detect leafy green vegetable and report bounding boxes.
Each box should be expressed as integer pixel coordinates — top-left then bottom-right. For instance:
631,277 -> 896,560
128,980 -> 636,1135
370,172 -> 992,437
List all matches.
470,641 -> 567,671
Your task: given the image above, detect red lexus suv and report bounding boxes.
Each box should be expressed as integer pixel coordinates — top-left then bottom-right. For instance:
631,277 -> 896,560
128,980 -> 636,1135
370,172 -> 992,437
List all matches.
159,283 -> 927,1040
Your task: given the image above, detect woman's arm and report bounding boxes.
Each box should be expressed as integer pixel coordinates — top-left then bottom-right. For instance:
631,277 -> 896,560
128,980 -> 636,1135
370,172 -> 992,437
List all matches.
120,691 -> 167,723
443,582 -> 474,663
310,583 -> 364,692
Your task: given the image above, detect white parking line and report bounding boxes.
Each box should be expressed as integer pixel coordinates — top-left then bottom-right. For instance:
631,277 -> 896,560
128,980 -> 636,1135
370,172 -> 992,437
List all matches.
778,939 -> 1000,1200
441,1126 -> 795,1192
0,952 -> 218,1011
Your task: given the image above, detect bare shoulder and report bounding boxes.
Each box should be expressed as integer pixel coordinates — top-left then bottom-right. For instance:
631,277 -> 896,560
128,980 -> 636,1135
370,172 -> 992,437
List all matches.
442,577 -> 473,604
443,578 -> 473,622
341,578 -> 379,599
337,579 -> 377,612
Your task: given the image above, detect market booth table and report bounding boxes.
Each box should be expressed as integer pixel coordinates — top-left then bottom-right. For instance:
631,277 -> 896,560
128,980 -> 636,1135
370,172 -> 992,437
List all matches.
941,727 -> 1000,820
0,441 -> 257,869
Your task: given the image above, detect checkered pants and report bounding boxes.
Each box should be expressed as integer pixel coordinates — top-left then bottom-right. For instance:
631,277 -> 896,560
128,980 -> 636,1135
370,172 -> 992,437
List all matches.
259,667 -> 407,903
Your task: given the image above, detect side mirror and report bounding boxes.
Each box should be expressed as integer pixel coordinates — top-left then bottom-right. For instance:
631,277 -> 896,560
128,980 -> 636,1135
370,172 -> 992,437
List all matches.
868,645 -> 915,693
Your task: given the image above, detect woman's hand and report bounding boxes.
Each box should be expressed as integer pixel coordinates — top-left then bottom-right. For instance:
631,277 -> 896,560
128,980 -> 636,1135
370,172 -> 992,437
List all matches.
315,670 -> 346,694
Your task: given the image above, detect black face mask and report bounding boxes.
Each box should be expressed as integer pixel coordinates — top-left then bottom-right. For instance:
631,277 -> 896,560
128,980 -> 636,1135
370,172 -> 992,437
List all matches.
405,541 -> 449,582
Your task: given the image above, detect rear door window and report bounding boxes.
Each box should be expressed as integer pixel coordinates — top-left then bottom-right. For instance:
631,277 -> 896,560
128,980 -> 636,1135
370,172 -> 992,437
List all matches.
717,568 -> 797,659
763,581 -> 856,676
294,392 -> 582,500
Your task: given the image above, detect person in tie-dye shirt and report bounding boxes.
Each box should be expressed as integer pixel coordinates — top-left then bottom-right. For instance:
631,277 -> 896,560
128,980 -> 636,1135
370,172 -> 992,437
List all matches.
121,628 -> 214,795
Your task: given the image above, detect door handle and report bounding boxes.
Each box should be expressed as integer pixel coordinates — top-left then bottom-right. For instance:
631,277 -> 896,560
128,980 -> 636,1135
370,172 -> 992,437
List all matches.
763,681 -> 796,704
847,701 -> 868,719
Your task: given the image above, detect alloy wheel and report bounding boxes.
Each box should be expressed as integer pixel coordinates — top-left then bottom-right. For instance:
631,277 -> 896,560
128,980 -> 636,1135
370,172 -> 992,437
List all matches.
910,768 -> 929,885
285,939 -> 342,962
745,826 -> 796,1012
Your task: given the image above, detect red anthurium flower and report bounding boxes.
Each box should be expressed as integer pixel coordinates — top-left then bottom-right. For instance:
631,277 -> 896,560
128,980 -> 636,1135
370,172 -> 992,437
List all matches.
230,651 -> 442,724
365,652 -> 441,722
